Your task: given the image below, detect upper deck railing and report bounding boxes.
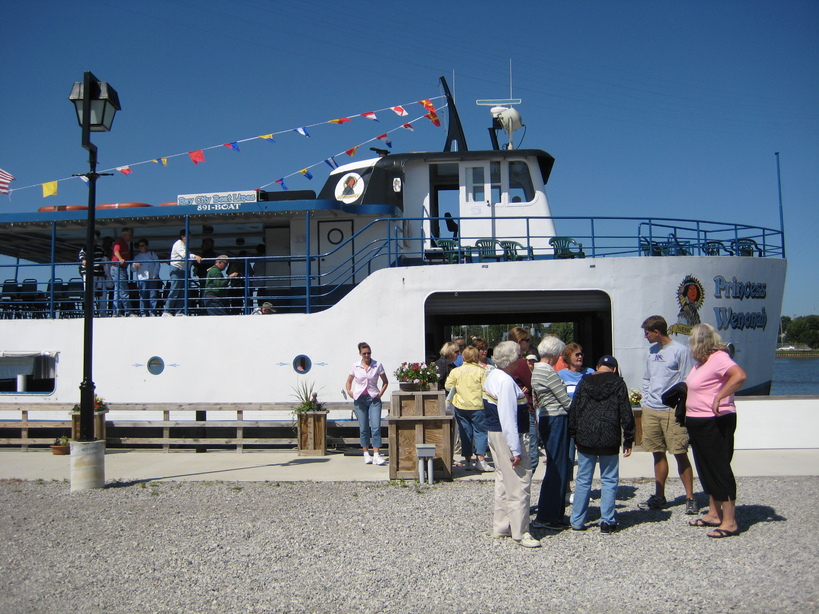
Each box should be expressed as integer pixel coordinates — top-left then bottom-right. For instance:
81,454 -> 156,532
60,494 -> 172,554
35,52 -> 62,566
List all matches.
0,215 -> 784,319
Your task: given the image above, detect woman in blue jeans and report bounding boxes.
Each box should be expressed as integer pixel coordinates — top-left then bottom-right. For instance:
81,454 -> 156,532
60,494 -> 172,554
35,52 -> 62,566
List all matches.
345,342 -> 389,465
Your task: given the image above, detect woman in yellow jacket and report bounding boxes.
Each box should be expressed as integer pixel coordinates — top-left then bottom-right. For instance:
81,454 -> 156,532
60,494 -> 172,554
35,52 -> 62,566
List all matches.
446,346 -> 492,472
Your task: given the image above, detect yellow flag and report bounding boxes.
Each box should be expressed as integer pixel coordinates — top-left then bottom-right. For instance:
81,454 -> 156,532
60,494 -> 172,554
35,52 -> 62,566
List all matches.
42,181 -> 58,197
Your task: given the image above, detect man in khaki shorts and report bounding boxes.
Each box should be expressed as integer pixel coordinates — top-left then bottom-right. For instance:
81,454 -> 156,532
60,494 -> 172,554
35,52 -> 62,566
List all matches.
639,315 -> 698,514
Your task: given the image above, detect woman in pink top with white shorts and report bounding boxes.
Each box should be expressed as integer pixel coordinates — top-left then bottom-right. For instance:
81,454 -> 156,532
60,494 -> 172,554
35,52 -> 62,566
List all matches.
685,323 -> 746,538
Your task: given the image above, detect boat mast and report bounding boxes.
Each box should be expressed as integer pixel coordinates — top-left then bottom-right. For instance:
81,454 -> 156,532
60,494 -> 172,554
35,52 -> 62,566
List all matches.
440,76 -> 468,152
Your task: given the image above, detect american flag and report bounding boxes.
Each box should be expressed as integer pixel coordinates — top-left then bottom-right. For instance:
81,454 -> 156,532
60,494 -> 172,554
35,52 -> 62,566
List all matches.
0,168 -> 14,195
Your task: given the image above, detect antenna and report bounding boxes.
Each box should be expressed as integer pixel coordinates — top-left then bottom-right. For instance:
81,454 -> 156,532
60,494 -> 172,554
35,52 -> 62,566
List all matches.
476,98 -> 523,150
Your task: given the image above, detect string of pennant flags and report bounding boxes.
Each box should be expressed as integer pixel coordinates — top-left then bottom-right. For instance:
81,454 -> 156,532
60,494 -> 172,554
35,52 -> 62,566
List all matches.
2,95 -> 445,200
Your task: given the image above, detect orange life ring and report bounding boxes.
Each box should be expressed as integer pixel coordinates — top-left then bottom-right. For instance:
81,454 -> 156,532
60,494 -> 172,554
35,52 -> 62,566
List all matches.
37,205 -> 89,212
96,202 -> 152,209
158,201 -> 178,206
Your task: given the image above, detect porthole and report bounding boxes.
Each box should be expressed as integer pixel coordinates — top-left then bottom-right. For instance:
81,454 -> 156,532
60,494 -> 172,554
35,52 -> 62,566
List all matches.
293,355 -> 312,373
147,356 -> 165,375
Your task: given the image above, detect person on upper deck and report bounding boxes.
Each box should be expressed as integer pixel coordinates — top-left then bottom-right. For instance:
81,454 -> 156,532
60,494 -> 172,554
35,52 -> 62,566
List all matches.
162,230 -> 202,317
203,255 -> 239,316
110,227 -> 133,317
132,239 -> 161,317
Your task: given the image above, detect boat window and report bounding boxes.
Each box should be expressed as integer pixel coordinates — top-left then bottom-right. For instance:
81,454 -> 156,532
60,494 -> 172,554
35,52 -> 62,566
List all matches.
490,162 -> 502,205
508,161 -> 535,204
466,166 -> 485,203
0,354 -> 56,394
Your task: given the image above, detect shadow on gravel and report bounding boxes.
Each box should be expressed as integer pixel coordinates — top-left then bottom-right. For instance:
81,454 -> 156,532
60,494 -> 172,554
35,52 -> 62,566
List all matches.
103,457 -> 332,487
613,507 -> 672,530
736,504 -> 786,529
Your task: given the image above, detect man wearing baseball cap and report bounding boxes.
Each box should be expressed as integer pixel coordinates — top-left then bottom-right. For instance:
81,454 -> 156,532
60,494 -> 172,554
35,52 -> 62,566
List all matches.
568,354 -> 635,533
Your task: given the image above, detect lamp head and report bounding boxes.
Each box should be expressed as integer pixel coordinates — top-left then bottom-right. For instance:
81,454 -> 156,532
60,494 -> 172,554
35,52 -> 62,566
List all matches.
69,73 -> 121,132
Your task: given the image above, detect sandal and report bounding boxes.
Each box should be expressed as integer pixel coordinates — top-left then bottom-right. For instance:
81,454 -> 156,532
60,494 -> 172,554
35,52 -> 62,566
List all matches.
453,461 -> 465,467
707,528 -> 740,538
689,518 -> 720,527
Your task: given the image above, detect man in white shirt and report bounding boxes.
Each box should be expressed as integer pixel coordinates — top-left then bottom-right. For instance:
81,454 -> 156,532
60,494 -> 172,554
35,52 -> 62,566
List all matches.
162,230 -> 202,316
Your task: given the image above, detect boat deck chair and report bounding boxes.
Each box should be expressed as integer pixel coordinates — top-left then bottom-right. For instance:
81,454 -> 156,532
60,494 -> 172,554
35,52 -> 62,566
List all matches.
549,236 -> 585,259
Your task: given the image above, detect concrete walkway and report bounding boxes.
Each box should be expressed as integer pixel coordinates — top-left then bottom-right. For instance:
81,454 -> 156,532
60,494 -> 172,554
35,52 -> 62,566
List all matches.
1,447 -> 817,483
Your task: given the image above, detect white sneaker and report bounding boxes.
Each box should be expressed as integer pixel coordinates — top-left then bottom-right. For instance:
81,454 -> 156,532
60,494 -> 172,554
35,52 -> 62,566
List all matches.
514,532 -> 541,548
373,453 -> 386,466
476,458 -> 494,472
363,451 -> 372,464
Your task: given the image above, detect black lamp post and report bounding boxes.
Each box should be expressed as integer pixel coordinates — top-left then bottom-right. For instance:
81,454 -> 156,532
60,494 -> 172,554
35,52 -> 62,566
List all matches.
69,71 -> 121,442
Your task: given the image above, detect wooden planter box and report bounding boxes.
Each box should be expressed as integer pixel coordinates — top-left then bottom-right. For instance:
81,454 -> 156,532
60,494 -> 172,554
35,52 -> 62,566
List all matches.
297,411 -> 328,456
70,410 -> 108,443
387,390 -> 453,481
632,407 -> 642,447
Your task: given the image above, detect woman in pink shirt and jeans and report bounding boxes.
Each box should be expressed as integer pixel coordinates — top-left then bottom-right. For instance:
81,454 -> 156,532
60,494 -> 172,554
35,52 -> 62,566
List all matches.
685,323 -> 746,538
346,342 -> 389,466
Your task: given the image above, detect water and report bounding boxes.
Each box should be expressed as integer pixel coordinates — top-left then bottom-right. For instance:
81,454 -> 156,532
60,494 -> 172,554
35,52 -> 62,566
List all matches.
771,357 -> 819,395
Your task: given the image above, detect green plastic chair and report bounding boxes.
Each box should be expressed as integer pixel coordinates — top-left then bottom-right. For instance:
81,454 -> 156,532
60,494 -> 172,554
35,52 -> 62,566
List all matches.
473,239 -> 504,262
730,238 -> 762,257
499,240 -> 534,261
435,238 -> 463,263
549,236 -> 585,259
701,241 -> 726,256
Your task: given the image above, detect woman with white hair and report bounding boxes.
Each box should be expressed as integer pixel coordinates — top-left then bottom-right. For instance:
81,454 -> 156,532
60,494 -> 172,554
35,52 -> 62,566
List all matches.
483,341 -> 540,548
685,323 -> 746,538
530,336 -> 573,531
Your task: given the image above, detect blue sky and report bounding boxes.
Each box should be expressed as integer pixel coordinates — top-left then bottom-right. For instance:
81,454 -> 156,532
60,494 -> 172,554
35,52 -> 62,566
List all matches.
2,0 -> 817,315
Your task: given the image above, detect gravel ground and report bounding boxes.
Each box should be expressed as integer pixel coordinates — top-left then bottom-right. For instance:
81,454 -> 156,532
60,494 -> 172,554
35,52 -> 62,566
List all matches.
1,476 -> 816,614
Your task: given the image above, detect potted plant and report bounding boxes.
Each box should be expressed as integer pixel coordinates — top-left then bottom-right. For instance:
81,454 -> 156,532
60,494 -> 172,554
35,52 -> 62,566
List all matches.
393,362 -> 439,391
70,395 -> 109,441
51,434 -> 70,455
292,381 -> 328,456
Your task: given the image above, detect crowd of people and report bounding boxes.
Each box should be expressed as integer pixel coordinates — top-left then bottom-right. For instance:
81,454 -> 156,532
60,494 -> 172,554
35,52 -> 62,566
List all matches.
346,315 -> 746,549
79,227 -> 274,317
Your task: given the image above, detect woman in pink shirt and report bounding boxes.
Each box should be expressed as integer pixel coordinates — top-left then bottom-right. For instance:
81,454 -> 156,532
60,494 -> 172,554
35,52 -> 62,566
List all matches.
345,342 -> 389,466
685,323 -> 746,538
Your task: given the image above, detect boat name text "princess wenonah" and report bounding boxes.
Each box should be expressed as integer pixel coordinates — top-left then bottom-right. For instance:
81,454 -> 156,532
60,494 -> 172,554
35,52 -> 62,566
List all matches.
713,306 -> 767,331
713,276 -> 767,300
712,276 -> 768,331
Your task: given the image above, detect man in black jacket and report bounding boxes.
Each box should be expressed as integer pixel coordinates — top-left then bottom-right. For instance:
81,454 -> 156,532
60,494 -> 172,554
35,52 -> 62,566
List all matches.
568,355 -> 635,533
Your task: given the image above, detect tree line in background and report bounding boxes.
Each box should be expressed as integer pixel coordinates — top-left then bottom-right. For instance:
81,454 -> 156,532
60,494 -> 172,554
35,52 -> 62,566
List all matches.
780,315 -> 819,349
448,322 -> 575,350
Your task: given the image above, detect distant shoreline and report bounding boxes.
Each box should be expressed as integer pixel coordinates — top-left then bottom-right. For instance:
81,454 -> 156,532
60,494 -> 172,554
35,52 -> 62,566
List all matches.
775,351 -> 818,358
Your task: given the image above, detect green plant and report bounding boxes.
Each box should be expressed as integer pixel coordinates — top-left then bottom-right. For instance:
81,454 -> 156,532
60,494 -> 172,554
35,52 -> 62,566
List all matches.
292,381 -> 326,414
393,362 -> 439,386
70,395 -> 108,413
53,435 -> 70,446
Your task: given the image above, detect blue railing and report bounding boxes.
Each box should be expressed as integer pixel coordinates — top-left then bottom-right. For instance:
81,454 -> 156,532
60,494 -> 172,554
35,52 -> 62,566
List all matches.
0,215 -> 784,319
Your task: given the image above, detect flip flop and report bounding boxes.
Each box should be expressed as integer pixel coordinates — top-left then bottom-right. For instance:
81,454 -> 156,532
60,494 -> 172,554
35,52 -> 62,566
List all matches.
453,461 -> 465,467
689,518 -> 720,527
707,528 -> 740,538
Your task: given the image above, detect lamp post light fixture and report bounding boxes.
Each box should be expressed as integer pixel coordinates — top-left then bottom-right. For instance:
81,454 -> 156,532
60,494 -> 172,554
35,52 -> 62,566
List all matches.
68,71 -> 120,448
